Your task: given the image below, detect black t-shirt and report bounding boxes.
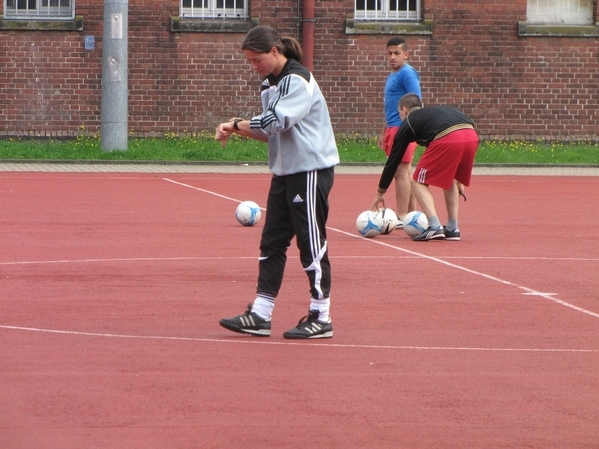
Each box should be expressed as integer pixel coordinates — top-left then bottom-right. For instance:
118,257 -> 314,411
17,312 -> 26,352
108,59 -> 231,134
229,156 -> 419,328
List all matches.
379,106 -> 475,191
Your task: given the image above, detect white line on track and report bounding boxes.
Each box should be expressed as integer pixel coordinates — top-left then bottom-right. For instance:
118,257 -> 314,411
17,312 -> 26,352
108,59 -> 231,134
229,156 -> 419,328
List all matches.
163,177 -> 265,210
0,325 -> 596,353
0,256 -> 256,266
3,255 -> 596,267
330,226 -> 599,319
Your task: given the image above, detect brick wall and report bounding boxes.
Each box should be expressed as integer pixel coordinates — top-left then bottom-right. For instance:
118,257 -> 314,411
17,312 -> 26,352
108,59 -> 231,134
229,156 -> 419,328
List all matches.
0,0 -> 597,141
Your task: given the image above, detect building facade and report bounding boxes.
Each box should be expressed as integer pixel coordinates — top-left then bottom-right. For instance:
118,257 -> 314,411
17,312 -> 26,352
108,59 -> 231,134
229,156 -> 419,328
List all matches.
1,0 -> 598,141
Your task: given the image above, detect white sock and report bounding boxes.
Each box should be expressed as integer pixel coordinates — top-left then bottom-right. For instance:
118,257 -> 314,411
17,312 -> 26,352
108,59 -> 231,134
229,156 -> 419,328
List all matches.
252,295 -> 274,320
310,297 -> 331,323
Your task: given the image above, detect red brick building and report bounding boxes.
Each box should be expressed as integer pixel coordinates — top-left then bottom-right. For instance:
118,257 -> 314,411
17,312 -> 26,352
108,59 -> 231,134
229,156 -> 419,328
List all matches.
1,0 -> 598,141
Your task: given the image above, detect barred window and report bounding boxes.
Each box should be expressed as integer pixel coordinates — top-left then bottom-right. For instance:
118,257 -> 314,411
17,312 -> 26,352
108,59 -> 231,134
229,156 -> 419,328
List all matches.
4,0 -> 74,19
354,0 -> 420,21
527,0 -> 593,25
181,0 -> 247,19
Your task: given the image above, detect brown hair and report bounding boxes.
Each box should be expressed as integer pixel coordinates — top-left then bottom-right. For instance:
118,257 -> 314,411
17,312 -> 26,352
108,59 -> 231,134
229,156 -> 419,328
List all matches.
242,25 -> 303,63
399,93 -> 422,110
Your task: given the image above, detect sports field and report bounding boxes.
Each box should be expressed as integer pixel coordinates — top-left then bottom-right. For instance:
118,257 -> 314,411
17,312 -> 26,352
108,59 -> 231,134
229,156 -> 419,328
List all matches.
1,164 -> 598,448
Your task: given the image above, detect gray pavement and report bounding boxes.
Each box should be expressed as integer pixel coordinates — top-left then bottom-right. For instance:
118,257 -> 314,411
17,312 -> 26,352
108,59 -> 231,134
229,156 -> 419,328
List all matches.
1,161 -> 598,176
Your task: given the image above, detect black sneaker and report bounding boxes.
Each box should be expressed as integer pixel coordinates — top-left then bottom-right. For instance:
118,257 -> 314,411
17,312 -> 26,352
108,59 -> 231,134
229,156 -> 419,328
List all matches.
412,226 -> 446,241
283,310 -> 333,339
444,228 -> 461,241
219,303 -> 271,337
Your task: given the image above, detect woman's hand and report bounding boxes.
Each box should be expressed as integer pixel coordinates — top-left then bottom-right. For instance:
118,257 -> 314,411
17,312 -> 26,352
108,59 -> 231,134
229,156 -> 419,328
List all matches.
215,121 -> 234,147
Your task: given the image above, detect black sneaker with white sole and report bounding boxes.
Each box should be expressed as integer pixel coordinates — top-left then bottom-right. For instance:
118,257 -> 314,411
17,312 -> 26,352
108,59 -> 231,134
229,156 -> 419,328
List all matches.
444,228 -> 461,241
219,303 -> 271,337
412,226 -> 446,241
283,310 -> 333,339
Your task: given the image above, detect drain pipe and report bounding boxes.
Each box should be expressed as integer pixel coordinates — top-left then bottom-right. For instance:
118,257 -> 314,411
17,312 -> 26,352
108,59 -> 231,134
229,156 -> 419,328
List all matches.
301,0 -> 315,71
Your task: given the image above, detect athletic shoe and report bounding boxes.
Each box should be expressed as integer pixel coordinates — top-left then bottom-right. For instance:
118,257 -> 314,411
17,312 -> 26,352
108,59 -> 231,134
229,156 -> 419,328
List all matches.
283,310 -> 333,339
219,303 -> 271,337
444,228 -> 461,241
412,226 -> 446,241
395,219 -> 404,229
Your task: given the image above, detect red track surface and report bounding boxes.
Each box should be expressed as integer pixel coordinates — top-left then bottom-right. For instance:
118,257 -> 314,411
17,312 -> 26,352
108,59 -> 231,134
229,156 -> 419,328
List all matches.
1,171 -> 598,448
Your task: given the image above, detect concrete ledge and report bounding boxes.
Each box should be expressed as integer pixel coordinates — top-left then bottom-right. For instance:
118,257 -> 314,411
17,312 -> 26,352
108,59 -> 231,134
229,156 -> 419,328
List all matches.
518,21 -> 599,37
345,19 -> 432,35
171,16 -> 258,33
0,15 -> 83,31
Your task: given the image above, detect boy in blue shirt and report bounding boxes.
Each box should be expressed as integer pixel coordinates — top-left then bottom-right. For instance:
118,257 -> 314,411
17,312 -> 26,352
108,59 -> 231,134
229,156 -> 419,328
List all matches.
378,37 -> 421,224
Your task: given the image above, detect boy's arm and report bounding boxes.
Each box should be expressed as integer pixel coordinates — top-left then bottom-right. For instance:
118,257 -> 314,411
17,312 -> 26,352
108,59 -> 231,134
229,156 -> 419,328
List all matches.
403,70 -> 422,98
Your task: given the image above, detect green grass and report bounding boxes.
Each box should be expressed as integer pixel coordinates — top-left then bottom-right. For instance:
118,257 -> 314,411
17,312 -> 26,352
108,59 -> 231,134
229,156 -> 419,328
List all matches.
1,133 -> 598,165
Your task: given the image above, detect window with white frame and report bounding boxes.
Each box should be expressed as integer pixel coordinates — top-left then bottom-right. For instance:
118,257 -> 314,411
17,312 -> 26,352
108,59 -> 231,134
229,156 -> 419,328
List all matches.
354,0 -> 420,21
4,0 -> 74,19
527,0 -> 593,25
181,0 -> 248,19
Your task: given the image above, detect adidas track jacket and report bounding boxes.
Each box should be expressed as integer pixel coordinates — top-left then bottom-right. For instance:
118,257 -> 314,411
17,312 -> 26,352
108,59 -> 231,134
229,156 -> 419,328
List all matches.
249,59 -> 339,176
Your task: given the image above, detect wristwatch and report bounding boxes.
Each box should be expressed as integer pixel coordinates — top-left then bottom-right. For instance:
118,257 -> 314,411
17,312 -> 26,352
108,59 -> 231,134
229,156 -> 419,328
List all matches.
233,118 -> 242,130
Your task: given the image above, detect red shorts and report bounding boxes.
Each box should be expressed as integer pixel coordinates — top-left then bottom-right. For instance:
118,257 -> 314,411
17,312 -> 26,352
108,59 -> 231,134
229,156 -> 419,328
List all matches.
412,129 -> 479,190
383,126 -> 417,162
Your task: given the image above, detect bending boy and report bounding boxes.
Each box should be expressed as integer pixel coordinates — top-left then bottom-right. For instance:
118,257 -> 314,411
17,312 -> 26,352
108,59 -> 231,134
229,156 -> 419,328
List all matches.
371,93 -> 479,241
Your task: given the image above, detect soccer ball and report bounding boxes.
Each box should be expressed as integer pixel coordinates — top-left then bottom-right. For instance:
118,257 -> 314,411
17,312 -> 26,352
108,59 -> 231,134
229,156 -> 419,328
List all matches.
235,201 -> 262,226
377,208 -> 399,234
403,211 -> 429,237
356,210 -> 384,238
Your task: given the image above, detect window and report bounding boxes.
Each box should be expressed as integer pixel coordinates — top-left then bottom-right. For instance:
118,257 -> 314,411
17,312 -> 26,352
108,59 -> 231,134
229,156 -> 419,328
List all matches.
519,0 -> 597,37
180,0 -> 247,19
354,0 -> 420,21
4,0 -> 74,19
527,0 -> 593,25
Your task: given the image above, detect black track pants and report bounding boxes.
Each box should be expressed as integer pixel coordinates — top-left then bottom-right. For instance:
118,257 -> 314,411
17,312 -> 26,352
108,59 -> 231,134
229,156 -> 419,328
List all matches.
256,167 -> 334,300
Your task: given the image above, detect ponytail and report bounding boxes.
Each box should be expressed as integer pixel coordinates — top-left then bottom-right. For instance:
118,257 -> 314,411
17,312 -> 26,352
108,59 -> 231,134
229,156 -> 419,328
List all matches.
242,25 -> 302,63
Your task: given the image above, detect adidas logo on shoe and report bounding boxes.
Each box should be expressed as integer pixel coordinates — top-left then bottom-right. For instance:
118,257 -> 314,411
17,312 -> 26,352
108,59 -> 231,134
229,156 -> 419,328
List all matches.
412,226 -> 446,241
293,194 -> 304,203
283,310 -> 333,339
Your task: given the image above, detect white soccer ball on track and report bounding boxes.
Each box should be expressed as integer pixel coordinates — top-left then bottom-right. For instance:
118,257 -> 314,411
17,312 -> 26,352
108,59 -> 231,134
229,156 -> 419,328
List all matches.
377,207 -> 400,234
403,211 -> 429,237
235,201 -> 262,226
356,210 -> 384,238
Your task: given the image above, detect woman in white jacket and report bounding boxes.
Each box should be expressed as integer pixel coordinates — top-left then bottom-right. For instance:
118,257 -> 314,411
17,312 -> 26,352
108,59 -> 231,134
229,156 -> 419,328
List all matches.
215,25 -> 339,339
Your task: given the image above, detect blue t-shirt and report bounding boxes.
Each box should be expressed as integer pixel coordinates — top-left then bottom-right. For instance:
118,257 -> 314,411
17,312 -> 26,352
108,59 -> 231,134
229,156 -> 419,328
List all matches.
384,63 -> 421,127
